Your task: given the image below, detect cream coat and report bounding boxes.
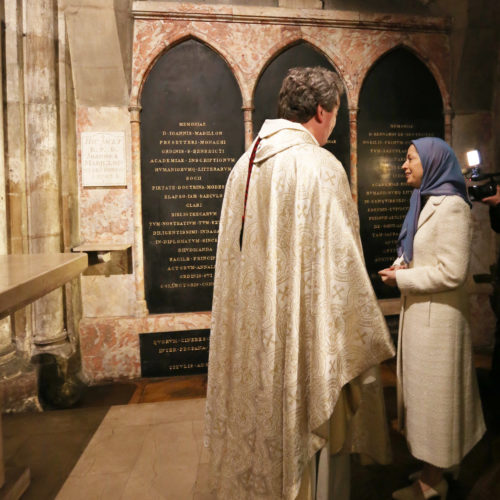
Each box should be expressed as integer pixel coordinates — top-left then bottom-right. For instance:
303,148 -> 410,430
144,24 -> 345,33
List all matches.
395,195 -> 486,468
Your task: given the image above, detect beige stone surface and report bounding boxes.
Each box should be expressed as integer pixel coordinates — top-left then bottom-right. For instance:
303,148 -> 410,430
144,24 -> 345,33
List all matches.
69,423 -> 150,476
121,421 -> 200,500
279,0 -> 323,8
0,4 -> 12,356
57,472 -> 130,500
81,275 -> 135,318
0,254 -> 88,319
64,1 -> 129,106
453,112 -> 494,176
24,1 -> 66,346
57,399 -> 207,500
104,398 -> 205,426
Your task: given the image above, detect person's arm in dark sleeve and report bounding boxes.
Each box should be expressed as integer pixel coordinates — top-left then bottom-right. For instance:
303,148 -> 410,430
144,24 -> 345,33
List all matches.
482,185 -> 500,233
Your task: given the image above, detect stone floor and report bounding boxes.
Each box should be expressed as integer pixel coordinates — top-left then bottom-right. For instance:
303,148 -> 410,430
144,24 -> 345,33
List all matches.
2,358 -> 500,499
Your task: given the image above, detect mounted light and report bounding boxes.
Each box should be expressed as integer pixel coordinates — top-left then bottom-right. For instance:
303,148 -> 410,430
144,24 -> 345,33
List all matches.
466,150 -> 481,167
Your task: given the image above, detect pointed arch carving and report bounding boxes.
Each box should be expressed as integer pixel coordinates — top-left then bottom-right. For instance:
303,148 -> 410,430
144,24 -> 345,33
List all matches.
251,35 -> 353,109
358,43 -> 451,113
137,38 -> 245,313
356,45 -> 446,300
252,40 -> 352,181
131,32 -> 247,108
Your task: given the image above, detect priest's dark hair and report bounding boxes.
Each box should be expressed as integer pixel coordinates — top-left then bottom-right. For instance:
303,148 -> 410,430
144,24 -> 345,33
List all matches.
277,66 -> 343,123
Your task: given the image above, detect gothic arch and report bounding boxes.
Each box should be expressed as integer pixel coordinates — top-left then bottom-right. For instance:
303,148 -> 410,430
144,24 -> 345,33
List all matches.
251,37 -> 352,109
252,40 -> 351,177
137,38 -> 245,313
358,43 -> 451,113
132,33 -> 246,108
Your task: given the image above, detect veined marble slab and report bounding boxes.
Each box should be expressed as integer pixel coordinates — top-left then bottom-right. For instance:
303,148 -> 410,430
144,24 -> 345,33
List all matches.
0,253 -> 88,319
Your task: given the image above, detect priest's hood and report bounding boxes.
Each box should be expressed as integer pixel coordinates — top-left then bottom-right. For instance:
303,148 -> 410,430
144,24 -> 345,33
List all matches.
253,118 -> 318,165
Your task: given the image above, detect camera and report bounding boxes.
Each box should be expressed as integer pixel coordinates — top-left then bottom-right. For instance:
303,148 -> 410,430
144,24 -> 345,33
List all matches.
467,167 -> 498,201
465,150 -> 500,201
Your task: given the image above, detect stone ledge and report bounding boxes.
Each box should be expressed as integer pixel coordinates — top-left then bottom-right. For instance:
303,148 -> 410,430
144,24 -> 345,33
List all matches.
132,1 -> 451,33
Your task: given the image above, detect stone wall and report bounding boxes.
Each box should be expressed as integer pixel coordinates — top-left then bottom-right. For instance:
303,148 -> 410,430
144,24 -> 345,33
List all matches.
1,1 -> 498,392
77,1 -> 468,382
0,0 -> 83,410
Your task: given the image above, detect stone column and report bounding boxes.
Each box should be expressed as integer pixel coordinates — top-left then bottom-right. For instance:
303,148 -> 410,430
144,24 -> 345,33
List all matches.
129,105 -> 148,317
5,0 -> 32,354
24,0 -> 67,348
444,107 -> 453,144
0,0 -> 41,414
242,105 -> 254,150
0,0 -> 16,367
349,106 -> 359,202
57,9 -> 82,345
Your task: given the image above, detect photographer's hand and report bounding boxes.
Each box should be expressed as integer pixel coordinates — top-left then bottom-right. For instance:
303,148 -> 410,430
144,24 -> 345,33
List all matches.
482,185 -> 500,206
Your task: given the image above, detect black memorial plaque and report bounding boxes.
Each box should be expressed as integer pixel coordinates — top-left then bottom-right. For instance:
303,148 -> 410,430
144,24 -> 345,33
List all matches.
358,48 -> 444,298
140,40 -> 244,313
139,329 -> 210,377
253,42 -> 350,175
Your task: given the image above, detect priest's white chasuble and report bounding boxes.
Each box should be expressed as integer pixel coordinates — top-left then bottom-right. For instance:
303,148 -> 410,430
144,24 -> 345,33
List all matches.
205,119 -> 395,499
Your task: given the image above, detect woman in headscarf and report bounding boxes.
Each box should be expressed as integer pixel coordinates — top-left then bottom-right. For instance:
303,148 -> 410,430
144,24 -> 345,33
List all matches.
379,137 -> 486,500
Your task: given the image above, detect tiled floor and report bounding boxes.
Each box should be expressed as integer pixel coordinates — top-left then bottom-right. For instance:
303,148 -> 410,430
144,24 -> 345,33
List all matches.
56,399 -> 208,500
3,406 -> 110,499
3,358 -> 500,499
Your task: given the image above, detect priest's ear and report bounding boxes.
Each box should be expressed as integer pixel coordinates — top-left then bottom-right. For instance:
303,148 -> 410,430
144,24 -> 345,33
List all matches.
315,104 -> 326,123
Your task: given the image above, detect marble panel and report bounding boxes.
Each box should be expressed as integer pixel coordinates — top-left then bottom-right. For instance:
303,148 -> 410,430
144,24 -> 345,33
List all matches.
80,313 -> 211,382
77,106 -> 133,244
81,275 -> 135,318
0,253 -> 87,319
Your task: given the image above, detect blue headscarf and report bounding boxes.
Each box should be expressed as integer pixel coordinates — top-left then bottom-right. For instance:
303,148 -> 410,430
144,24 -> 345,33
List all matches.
397,137 -> 471,264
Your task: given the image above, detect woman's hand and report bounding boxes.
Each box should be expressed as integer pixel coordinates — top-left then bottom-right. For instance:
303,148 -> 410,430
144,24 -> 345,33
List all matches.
378,266 -> 399,287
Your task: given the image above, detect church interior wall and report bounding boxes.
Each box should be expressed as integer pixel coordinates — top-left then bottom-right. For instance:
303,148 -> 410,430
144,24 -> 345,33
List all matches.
0,0 -> 498,403
80,2 -> 456,383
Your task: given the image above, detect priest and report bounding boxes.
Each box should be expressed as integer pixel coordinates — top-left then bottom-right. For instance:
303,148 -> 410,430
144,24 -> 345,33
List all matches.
204,67 -> 395,499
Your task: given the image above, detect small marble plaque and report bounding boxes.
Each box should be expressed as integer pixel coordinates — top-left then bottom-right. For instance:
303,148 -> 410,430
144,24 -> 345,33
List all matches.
81,131 -> 126,187
139,329 -> 210,377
